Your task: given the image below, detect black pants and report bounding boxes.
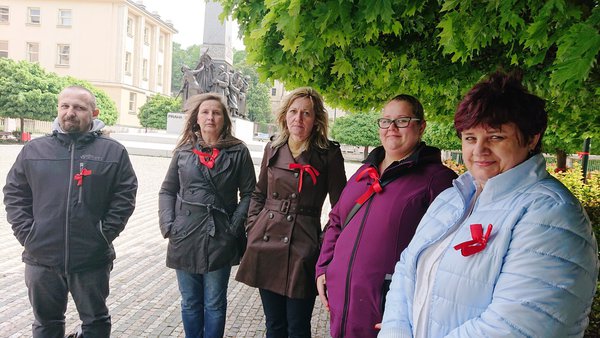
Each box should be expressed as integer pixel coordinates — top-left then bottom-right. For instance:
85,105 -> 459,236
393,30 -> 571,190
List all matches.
25,264 -> 112,338
259,288 -> 315,338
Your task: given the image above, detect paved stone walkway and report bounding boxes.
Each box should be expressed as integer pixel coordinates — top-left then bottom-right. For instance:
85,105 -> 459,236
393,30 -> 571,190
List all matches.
0,145 -> 360,337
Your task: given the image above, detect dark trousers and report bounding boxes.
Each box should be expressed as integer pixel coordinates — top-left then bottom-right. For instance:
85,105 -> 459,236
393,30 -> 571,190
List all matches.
25,264 -> 112,338
259,288 -> 315,338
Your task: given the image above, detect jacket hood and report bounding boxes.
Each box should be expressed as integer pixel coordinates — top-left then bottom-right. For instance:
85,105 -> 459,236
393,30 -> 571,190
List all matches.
52,118 -> 105,133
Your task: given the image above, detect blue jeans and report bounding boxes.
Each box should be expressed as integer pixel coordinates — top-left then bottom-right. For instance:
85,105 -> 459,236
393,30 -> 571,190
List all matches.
259,288 -> 315,338
176,266 -> 231,338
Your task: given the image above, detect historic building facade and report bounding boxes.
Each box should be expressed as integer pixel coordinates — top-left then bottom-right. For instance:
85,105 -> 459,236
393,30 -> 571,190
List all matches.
0,0 -> 176,127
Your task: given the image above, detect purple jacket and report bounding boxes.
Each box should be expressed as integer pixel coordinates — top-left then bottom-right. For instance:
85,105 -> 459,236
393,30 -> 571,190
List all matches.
316,144 -> 457,338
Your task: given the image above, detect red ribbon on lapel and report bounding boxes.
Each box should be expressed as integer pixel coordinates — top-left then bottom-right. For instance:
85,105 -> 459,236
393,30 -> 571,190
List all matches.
454,223 -> 493,257
355,167 -> 382,204
192,148 -> 220,169
289,163 -> 320,192
74,168 -> 92,186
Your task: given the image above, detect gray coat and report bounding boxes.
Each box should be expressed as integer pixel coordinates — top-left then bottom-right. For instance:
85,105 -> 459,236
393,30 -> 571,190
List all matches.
158,143 -> 256,274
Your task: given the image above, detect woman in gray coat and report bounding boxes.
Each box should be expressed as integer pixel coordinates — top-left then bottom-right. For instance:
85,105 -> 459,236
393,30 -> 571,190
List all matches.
159,93 -> 256,338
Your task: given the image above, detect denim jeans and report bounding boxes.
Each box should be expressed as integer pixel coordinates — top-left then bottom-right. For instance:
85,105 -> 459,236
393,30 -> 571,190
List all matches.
176,266 -> 231,338
25,264 -> 112,338
259,288 -> 315,338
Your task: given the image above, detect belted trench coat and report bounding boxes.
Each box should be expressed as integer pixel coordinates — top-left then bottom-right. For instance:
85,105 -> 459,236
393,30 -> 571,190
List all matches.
158,142 -> 256,274
236,141 -> 347,299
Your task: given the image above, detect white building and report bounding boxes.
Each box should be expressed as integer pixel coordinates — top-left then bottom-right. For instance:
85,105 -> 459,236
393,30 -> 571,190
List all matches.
0,0 -> 177,127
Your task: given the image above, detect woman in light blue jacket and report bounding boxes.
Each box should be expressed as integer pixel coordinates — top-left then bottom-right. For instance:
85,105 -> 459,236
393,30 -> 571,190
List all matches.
378,71 -> 599,338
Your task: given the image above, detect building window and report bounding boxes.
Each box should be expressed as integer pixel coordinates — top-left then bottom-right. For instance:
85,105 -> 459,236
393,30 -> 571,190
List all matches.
158,34 -> 164,52
157,65 -> 163,85
142,59 -> 148,81
144,26 -> 150,45
126,17 -> 133,37
271,88 -> 277,96
0,6 -> 9,24
27,42 -> 39,62
28,7 -> 41,25
58,9 -> 71,27
0,40 -> 7,58
57,44 -> 70,66
128,92 -> 136,114
124,52 -> 131,74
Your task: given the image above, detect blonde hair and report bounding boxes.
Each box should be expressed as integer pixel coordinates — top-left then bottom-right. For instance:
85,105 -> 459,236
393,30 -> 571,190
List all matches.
176,93 -> 232,149
271,87 -> 330,150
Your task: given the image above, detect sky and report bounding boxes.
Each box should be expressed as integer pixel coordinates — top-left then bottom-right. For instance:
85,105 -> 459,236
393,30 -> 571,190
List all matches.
140,0 -> 244,50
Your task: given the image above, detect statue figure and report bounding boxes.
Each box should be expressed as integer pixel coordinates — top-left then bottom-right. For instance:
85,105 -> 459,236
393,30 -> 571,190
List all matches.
212,65 -> 230,99
228,70 -> 240,117
196,49 -> 214,93
237,74 -> 250,119
179,65 -> 202,103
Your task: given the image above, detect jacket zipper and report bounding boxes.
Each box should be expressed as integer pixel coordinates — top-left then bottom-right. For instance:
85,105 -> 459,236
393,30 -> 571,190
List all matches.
78,162 -> 84,204
340,197 -> 374,338
65,143 -> 75,274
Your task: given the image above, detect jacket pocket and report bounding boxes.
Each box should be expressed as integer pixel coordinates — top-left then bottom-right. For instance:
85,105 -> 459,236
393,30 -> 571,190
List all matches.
97,220 -> 110,245
23,221 -> 36,246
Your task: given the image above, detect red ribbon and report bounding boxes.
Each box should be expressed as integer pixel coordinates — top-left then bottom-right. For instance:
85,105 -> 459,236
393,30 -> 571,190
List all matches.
355,167 -> 382,204
454,223 -> 493,257
289,163 -> 320,192
192,148 -> 220,169
74,168 -> 92,186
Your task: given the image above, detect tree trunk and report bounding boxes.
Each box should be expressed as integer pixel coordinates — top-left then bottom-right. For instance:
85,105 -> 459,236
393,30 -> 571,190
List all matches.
363,146 -> 369,160
555,149 -> 567,172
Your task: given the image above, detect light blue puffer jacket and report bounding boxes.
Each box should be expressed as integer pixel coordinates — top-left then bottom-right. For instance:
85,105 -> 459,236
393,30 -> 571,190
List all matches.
379,154 -> 599,338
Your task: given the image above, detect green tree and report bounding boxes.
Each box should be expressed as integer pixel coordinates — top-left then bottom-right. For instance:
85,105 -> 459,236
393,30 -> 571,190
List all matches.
220,0 -> 600,161
138,94 -> 182,130
422,120 -> 461,151
0,59 -> 118,133
233,49 -> 272,123
331,111 -> 381,159
171,43 -> 202,95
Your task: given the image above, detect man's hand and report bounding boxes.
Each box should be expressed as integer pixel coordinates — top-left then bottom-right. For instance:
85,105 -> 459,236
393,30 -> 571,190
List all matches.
317,274 -> 329,312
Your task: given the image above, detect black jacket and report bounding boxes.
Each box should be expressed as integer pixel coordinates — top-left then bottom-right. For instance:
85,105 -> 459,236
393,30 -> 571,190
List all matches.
158,142 -> 257,274
3,126 -> 138,273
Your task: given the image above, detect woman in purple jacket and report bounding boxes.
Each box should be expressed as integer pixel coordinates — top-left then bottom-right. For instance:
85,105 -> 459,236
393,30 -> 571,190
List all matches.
316,94 -> 457,338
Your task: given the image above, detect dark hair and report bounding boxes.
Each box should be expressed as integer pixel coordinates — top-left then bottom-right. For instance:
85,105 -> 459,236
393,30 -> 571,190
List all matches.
387,94 -> 425,121
271,87 -> 330,150
176,93 -> 232,149
454,71 -> 547,153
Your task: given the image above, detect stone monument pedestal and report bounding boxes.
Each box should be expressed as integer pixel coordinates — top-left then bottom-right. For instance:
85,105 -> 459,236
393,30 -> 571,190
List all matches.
166,111 -> 254,144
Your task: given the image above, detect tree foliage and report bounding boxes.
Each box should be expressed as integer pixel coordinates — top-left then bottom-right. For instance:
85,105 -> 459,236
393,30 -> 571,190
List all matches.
138,94 -> 182,129
422,120 -> 462,151
220,0 -> 600,154
233,49 -> 272,123
0,58 -> 118,125
331,111 -> 381,147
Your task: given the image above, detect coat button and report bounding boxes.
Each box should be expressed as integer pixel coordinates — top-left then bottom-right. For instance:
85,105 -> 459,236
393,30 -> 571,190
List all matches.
286,215 -> 293,222
263,235 -> 269,241
182,231 -> 187,236
272,192 -> 279,198
283,237 -> 289,243
294,172 -> 299,178
185,210 -> 191,216
268,212 -> 274,219
290,193 -> 297,199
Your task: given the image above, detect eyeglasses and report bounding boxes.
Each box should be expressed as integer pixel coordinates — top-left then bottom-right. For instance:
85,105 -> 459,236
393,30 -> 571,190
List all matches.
377,117 -> 420,129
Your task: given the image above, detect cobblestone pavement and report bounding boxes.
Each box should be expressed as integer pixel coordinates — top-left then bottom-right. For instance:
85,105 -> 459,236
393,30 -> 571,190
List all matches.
0,144 -> 360,337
